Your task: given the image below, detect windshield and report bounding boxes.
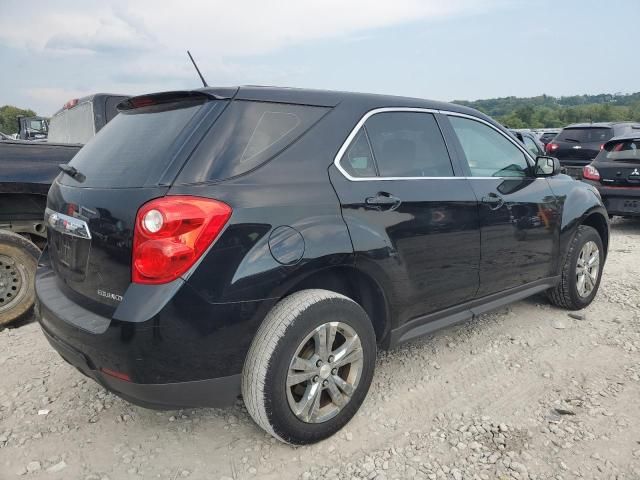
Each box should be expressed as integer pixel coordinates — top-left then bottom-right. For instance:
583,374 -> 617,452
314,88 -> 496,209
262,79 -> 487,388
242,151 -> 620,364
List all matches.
60,100 -> 207,188
556,127 -> 613,144
605,139 -> 640,162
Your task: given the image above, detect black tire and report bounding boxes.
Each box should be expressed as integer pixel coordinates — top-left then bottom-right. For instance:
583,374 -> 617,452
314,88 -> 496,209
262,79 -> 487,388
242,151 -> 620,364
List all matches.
547,225 -> 603,310
0,230 -> 40,326
242,289 -> 376,445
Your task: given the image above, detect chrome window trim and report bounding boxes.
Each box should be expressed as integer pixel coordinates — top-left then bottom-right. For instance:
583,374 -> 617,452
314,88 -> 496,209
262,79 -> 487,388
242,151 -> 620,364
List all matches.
333,107 -> 535,182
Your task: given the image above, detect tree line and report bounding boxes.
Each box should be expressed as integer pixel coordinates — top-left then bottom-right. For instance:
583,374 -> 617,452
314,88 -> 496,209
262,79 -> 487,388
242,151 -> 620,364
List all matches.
3,91 -> 640,135
453,92 -> 640,129
0,105 -> 37,135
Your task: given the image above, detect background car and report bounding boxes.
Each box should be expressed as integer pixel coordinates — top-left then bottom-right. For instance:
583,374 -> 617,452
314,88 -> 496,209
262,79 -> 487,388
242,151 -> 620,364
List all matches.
537,129 -> 560,146
546,122 -> 640,178
582,134 -> 640,217
510,129 -> 545,157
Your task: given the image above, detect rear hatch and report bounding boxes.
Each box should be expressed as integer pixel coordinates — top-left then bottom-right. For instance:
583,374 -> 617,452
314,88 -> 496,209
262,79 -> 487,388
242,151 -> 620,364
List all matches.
595,137 -> 640,187
551,126 -> 614,166
45,92 -> 227,312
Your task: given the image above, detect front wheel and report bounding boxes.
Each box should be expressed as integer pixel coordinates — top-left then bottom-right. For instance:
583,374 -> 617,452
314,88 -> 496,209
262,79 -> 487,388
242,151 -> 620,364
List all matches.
242,289 -> 376,444
0,230 -> 40,326
548,225 -> 604,310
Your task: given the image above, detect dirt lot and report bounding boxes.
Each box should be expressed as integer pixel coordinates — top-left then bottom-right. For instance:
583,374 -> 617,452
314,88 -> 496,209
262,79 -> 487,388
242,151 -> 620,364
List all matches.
1,219 -> 639,480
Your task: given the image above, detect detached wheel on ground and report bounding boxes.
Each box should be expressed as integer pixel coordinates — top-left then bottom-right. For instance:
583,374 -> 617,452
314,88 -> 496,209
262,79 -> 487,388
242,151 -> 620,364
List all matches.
548,225 -> 604,310
242,289 -> 376,445
0,230 -> 40,326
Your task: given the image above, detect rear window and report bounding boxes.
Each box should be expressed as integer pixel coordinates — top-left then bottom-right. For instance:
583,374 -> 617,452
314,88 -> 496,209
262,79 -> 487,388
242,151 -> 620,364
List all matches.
605,139 -> 640,162
177,100 -> 329,183
556,127 -> 613,144
60,100 -> 205,188
48,101 -> 95,144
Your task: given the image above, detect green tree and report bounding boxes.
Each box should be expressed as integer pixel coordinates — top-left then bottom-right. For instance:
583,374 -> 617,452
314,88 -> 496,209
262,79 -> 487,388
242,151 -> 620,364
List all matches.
0,105 -> 37,135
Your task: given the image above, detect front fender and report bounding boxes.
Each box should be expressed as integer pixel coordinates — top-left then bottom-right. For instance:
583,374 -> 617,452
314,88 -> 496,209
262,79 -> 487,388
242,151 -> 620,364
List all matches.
547,176 -> 609,270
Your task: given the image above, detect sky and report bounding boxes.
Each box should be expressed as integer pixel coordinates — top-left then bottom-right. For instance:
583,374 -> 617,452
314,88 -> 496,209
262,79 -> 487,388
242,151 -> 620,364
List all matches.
1,0 -> 638,116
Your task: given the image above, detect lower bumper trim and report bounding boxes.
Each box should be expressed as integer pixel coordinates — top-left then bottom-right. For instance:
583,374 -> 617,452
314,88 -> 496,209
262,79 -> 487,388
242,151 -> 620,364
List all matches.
40,325 -> 241,410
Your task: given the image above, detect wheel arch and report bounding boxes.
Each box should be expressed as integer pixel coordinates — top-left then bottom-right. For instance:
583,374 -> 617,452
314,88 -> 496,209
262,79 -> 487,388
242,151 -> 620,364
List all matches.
280,265 -> 391,348
580,211 -> 609,259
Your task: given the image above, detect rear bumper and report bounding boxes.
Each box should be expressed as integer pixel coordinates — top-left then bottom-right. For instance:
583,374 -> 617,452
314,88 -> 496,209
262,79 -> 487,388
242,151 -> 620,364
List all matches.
582,180 -> 640,216
35,259 -> 273,409
39,324 -> 240,409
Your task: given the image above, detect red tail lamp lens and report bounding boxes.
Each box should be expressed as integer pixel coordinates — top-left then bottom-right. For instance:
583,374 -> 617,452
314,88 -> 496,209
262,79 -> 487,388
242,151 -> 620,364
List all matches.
582,165 -> 600,181
132,196 -> 232,284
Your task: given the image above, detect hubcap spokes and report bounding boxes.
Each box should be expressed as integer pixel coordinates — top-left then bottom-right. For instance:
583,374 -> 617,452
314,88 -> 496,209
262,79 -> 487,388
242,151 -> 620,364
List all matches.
286,322 -> 363,423
576,241 -> 600,298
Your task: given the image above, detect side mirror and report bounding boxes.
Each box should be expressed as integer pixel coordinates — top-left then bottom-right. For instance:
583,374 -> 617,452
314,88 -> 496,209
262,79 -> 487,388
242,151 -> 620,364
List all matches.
534,156 -> 561,177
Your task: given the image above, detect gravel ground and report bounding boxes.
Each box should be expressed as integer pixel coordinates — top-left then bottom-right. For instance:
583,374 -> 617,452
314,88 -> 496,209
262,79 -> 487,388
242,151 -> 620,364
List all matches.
1,219 -> 639,480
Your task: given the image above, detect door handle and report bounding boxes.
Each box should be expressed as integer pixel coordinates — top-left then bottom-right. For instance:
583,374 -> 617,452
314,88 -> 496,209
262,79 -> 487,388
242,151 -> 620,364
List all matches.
481,193 -> 504,210
365,192 -> 402,211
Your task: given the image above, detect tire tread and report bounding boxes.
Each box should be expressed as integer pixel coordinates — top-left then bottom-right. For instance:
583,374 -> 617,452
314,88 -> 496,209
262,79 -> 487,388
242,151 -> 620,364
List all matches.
241,289 -> 355,443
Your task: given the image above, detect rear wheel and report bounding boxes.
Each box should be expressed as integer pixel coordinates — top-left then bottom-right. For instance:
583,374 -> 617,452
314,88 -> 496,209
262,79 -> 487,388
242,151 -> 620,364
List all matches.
548,225 -> 603,310
0,230 -> 40,326
242,289 -> 376,444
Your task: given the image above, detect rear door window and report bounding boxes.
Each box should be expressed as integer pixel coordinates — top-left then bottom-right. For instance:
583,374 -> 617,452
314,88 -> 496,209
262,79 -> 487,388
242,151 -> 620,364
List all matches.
556,127 -> 613,143
60,100 -> 207,188
339,111 -> 454,178
178,101 -> 329,182
365,112 -> 454,177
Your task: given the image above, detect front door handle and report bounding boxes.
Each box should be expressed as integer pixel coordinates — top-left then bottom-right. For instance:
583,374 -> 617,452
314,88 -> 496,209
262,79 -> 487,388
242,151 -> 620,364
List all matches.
481,193 -> 504,210
365,192 -> 402,211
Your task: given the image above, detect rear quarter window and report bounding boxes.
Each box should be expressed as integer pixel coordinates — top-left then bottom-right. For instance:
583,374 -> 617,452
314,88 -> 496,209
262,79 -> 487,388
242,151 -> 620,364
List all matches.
177,100 -> 329,183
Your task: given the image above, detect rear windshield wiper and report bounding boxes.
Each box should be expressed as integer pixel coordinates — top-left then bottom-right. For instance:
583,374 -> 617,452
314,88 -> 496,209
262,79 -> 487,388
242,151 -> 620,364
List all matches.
58,164 -> 86,182
562,138 -> 580,143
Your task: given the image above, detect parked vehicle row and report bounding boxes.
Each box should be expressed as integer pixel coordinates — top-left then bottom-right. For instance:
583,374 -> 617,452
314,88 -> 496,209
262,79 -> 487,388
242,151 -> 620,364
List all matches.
34,86 -> 609,445
0,93 -> 127,326
545,122 -> 640,178
582,134 -> 640,217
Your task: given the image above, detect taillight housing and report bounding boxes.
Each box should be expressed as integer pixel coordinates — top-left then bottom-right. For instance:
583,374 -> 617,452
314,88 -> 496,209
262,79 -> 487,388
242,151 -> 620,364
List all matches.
546,143 -> 559,153
132,196 -> 232,284
582,165 -> 600,181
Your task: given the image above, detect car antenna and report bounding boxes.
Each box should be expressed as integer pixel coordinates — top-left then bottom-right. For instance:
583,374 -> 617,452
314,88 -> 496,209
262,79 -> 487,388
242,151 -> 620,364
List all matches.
187,50 -> 208,87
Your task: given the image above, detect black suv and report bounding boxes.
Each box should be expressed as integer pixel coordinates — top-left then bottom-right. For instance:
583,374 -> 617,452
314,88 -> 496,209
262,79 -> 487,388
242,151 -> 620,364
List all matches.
546,122 -> 640,177
35,87 -> 609,445
582,134 -> 640,217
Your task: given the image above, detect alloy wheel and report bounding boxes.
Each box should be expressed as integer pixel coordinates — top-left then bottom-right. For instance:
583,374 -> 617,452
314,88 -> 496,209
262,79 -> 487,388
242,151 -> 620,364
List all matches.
576,240 -> 600,298
286,321 -> 363,423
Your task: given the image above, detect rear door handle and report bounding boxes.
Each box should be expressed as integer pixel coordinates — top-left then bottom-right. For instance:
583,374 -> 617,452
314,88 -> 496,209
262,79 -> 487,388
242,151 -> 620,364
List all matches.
365,192 -> 402,211
481,193 -> 504,210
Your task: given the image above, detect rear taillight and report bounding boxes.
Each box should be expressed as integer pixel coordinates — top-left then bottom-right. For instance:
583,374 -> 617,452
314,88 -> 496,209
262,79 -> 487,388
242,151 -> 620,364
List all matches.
132,196 -> 232,284
582,165 -> 600,181
546,143 -> 559,153
600,144 -> 605,151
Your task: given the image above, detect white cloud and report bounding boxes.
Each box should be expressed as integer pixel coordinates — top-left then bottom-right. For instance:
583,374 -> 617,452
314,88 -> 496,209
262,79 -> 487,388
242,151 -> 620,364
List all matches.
0,0 -> 491,56
0,0 -> 500,114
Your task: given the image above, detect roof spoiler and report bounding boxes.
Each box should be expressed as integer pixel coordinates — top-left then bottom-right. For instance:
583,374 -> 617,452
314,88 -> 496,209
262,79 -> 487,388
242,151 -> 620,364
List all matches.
117,89 -> 235,112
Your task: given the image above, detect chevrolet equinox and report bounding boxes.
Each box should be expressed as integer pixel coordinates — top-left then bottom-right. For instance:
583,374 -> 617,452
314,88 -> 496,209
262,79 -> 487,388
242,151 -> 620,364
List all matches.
35,87 -> 609,444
